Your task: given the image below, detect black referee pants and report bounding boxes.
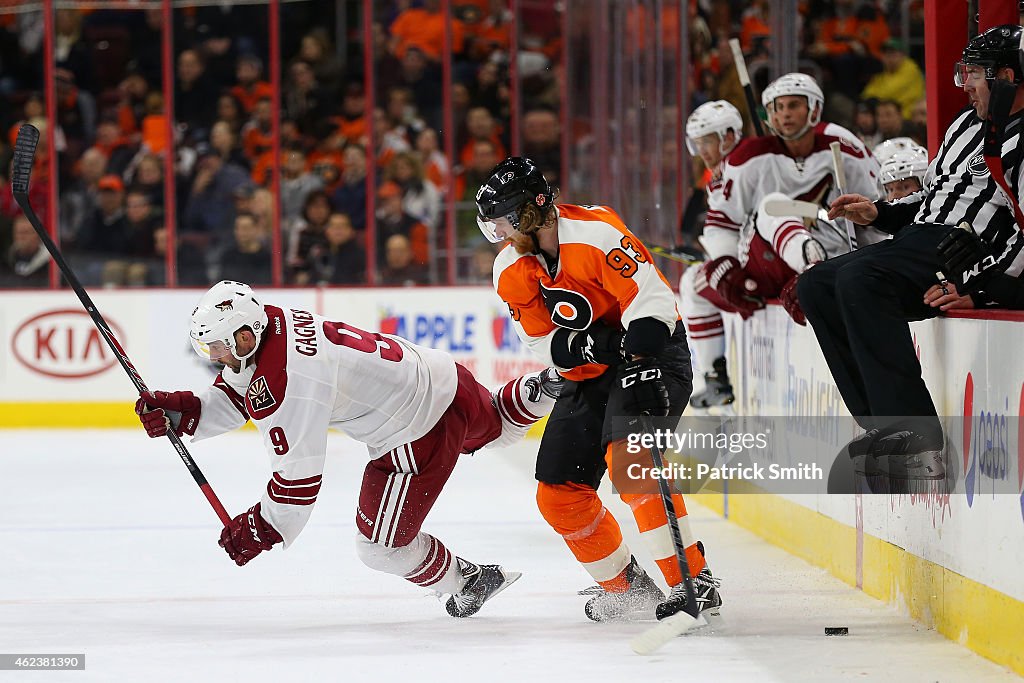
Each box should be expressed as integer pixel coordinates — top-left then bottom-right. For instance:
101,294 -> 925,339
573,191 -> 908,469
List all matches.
796,224 -> 955,445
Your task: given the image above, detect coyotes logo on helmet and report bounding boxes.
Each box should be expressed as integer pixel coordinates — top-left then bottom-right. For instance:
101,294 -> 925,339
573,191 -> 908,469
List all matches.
215,300 -> 234,312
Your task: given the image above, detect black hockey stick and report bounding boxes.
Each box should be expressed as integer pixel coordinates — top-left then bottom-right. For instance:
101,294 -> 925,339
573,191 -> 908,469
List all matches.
729,38 -> 765,137
630,413 -> 704,654
11,123 -> 231,527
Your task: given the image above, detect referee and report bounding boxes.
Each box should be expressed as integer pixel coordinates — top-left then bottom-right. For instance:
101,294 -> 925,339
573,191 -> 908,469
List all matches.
795,24 -> 1024,483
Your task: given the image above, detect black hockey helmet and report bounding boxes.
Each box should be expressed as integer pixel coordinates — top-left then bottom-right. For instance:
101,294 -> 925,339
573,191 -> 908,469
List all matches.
957,24 -> 1024,85
475,157 -> 554,223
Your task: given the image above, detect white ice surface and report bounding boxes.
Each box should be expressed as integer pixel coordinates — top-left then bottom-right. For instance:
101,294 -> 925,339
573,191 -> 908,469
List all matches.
0,429 -> 1019,683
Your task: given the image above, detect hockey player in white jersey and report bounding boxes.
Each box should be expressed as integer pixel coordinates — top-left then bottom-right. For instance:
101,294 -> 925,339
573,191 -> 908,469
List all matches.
880,147 -> 929,201
134,281 -> 560,618
677,101 -> 744,408
692,72 -> 883,329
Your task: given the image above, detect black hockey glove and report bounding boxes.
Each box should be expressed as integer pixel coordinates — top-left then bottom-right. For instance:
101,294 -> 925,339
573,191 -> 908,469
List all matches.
552,321 -> 625,368
937,226 -> 999,293
614,357 -> 670,417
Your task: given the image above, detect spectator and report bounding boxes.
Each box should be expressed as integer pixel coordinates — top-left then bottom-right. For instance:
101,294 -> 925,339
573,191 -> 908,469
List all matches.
807,0 -> 889,99
174,49 -> 219,138
861,38 -> 926,119
469,59 -> 507,121
280,147 -> 324,225
242,98 -> 274,182
380,233 -> 429,286
287,189 -> 332,283
77,174 -> 128,257
389,151 -> 441,229
396,46 -> 443,132
875,99 -> 909,141
317,212 -> 366,285
852,100 -> 882,149
388,0 -> 466,62
102,190 -> 160,287
414,128 -> 449,191
116,72 -> 150,137
1,214 -> 49,288
283,60 -> 331,134
215,94 -> 246,136
61,147 -> 107,246
376,181 -> 429,267
125,153 -> 164,210
455,138 -> 499,246
218,212 -> 272,285
88,119 -> 135,177
372,106 -> 412,170
385,86 -> 426,144
181,146 -> 250,248
521,108 -> 560,177
54,9 -> 95,92
297,29 -> 344,95
229,54 -> 273,115
459,106 -> 506,167
467,242 -> 499,285
54,68 -> 97,158
462,0 -> 512,62
332,143 -> 369,231
332,82 -> 368,145
210,120 -> 250,171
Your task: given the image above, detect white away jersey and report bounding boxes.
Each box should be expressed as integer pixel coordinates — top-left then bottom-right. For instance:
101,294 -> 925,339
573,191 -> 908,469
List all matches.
709,123 -> 884,255
191,305 -> 458,545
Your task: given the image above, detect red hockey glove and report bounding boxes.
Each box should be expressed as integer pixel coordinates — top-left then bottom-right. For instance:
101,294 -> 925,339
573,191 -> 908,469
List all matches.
779,274 -> 806,326
705,255 -> 765,320
219,503 -> 284,567
134,390 -> 201,438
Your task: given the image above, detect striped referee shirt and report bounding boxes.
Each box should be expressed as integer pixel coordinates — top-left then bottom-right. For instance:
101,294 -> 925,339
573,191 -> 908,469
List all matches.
913,106 -> 1024,276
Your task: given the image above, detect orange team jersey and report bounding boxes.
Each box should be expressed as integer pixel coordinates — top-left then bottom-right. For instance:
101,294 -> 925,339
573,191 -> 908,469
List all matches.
493,203 -> 680,382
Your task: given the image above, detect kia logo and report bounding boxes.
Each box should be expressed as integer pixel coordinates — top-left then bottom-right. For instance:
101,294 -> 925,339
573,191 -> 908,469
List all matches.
11,309 -> 124,379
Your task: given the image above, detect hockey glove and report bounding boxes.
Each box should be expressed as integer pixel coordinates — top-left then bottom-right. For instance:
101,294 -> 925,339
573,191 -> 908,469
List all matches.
614,357 -> 670,417
937,225 -> 999,293
779,274 -> 806,326
552,321 -> 625,368
705,255 -> 765,319
219,503 -> 284,567
134,390 -> 201,438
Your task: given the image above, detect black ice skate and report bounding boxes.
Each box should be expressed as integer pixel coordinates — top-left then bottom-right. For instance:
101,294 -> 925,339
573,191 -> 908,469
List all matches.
582,556 -> 665,622
654,543 -> 722,621
689,357 -> 734,409
870,431 -> 946,481
445,559 -> 521,618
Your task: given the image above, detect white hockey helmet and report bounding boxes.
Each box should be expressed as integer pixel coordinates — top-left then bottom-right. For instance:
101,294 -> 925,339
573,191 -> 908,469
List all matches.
873,136 -> 926,165
761,72 -> 824,139
685,100 -> 743,155
880,148 -> 929,186
189,280 -> 269,362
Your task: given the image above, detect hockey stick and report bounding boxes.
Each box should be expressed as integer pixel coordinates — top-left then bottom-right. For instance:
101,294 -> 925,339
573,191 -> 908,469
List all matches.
649,243 -> 705,265
630,414 -> 706,655
729,38 -> 764,137
11,123 -> 231,527
829,141 -> 858,251
761,197 -> 849,242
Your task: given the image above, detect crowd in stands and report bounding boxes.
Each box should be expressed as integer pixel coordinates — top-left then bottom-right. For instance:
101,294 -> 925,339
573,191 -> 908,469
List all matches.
0,0 -> 929,289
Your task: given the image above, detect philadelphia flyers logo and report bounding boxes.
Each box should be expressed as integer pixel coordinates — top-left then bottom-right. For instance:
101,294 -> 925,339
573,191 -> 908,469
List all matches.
540,282 -> 594,331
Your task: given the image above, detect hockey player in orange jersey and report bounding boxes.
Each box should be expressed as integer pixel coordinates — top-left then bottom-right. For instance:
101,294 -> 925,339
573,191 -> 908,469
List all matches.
477,157 -> 722,622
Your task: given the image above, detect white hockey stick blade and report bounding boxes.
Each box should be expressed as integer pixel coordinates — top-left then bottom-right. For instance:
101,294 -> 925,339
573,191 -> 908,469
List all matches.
630,611 -> 707,655
762,198 -> 823,220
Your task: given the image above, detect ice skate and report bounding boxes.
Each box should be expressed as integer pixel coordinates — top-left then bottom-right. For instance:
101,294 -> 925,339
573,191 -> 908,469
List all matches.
654,565 -> 722,621
445,559 -> 521,618
582,556 -> 665,622
689,357 -> 734,409
870,431 -> 946,481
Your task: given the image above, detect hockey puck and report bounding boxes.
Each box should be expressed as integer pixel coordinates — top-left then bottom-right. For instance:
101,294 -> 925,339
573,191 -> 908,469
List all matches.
824,627 -> 849,636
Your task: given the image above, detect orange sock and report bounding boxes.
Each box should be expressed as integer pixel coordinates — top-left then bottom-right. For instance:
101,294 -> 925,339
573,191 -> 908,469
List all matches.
606,441 -> 706,587
536,481 -> 632,592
